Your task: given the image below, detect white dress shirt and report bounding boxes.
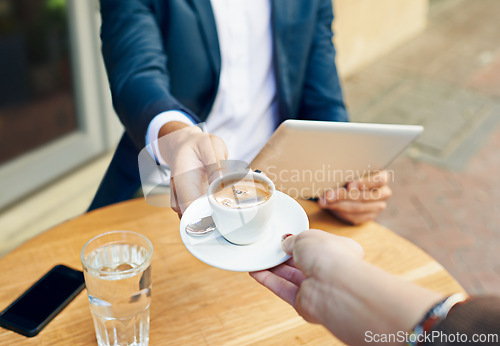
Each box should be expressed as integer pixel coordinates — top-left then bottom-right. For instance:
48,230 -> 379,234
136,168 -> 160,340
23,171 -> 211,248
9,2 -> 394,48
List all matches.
146,0 -> 277,165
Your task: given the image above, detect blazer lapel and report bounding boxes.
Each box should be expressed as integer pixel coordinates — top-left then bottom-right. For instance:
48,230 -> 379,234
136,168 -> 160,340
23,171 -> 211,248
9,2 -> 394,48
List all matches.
187,0 -> 221,81
272,0 -> 292,118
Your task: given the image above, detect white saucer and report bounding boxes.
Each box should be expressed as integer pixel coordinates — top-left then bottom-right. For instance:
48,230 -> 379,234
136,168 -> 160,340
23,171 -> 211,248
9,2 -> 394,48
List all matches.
179,191 -> 309,272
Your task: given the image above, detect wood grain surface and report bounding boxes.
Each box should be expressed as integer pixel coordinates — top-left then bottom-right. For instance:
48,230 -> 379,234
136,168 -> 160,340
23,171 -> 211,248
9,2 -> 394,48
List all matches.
0,197 -> 465,345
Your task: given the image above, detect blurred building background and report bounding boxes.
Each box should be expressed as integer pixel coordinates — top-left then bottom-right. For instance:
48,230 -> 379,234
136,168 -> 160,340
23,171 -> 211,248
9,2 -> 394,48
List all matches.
0,0 -> 498,294
0,0 -> 122,255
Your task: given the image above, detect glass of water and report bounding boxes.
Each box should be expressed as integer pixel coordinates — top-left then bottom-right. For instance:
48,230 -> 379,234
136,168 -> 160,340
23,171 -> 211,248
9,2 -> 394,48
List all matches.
81,231 -> 153,346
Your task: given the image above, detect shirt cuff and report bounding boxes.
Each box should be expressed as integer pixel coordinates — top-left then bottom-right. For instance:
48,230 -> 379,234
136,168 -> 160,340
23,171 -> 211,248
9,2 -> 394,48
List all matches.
145,110 -> 196,165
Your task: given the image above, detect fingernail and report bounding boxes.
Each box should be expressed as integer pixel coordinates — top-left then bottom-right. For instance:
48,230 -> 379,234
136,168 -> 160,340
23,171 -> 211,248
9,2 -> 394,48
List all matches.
281,233 -> 293,242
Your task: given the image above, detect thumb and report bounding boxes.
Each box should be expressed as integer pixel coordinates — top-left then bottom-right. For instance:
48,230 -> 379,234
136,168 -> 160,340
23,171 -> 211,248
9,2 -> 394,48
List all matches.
281,230 -> 365,275
200,134 -> 229,184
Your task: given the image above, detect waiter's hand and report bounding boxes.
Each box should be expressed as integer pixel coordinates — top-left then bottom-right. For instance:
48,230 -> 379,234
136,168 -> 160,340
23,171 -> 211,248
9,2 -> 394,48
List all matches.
318,170 -> 392,225
250,229 -> 442,345
250,230 -> 365,329
157,121 -> 228,216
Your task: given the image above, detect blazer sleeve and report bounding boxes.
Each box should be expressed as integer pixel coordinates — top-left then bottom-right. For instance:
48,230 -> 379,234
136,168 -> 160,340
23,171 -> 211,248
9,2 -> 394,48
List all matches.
99,0 -> 200,150
298,0 -> 349,122
425,296 -> 500,345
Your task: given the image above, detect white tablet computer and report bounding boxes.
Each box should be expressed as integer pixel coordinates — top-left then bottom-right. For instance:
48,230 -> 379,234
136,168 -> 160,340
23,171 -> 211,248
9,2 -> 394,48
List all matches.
250,120 -> 423,199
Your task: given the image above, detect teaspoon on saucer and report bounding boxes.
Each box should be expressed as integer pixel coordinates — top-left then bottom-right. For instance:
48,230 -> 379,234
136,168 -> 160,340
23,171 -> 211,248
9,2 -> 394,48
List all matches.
185,215 -> 216,236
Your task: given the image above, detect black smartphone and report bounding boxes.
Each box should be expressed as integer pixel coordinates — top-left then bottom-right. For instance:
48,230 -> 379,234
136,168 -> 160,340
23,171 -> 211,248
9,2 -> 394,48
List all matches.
0,264 -> 85,337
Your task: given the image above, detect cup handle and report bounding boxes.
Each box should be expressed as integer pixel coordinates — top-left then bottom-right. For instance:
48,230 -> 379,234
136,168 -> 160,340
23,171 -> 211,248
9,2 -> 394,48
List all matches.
253,169 -> 269,178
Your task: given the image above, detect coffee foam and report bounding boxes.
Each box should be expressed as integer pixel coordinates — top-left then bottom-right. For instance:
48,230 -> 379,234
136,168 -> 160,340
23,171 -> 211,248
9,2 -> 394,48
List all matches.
213,178 -> 272,209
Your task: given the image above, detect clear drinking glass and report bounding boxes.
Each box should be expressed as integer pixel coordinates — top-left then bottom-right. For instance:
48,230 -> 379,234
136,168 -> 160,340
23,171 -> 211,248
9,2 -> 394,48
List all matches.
81,231 -> 153,346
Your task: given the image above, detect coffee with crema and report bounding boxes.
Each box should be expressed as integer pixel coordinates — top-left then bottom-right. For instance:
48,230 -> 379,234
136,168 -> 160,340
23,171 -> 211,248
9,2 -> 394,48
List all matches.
213,178 -> 272,209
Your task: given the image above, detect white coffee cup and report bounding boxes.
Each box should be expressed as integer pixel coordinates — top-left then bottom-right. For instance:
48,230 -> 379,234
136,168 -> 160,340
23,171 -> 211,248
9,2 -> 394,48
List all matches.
208,171 -> 275,245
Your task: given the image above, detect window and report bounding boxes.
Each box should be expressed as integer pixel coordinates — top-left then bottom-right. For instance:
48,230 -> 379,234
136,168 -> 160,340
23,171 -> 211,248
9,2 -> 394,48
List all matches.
0,0 -> 121,209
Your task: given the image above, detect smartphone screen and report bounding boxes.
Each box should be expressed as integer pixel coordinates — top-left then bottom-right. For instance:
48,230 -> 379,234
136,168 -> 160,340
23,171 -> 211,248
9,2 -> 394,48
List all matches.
0,264 -> 85,337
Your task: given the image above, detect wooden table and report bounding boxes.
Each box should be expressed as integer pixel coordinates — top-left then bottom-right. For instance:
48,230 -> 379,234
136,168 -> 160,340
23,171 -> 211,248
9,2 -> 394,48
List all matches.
0,197 -> 465,345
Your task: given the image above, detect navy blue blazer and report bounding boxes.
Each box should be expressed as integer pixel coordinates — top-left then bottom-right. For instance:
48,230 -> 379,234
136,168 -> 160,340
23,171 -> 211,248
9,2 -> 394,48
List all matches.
89,0 -> 348,211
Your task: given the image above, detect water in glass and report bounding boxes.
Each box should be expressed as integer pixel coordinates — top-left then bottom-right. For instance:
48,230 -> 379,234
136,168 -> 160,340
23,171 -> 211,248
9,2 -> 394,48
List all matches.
84,243 -> 151,346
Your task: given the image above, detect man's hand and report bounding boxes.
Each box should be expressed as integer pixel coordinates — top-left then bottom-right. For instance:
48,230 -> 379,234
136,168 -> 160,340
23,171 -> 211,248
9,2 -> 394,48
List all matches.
157,121 -> 228,216
318,170 -> 392,225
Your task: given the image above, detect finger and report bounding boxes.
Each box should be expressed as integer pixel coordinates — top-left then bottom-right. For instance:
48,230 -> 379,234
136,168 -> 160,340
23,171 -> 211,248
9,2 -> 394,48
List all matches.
295,281 -> 322,324
348,170 -> 391,191
172,132 -> 226,182
170,168 -> 209,213
293,230 -> 364,258
336,235 -> 365,258
198,134 -> 228,184
249,270 -> 300,307
284,257 -> 297,268
284,230 -> 364,276
269,263 -> 306,287
331,210 -> 379,226
321,185 -> 392,203
322,200 -> 387,215
170,178 -> 181,215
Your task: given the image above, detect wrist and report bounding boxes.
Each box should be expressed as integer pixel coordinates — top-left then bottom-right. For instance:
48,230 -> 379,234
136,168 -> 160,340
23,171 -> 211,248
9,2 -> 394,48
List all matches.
319,259 -> 443,345
408,293 -> 469,346
158,121 -> 199,138
354,262 -> 443,334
